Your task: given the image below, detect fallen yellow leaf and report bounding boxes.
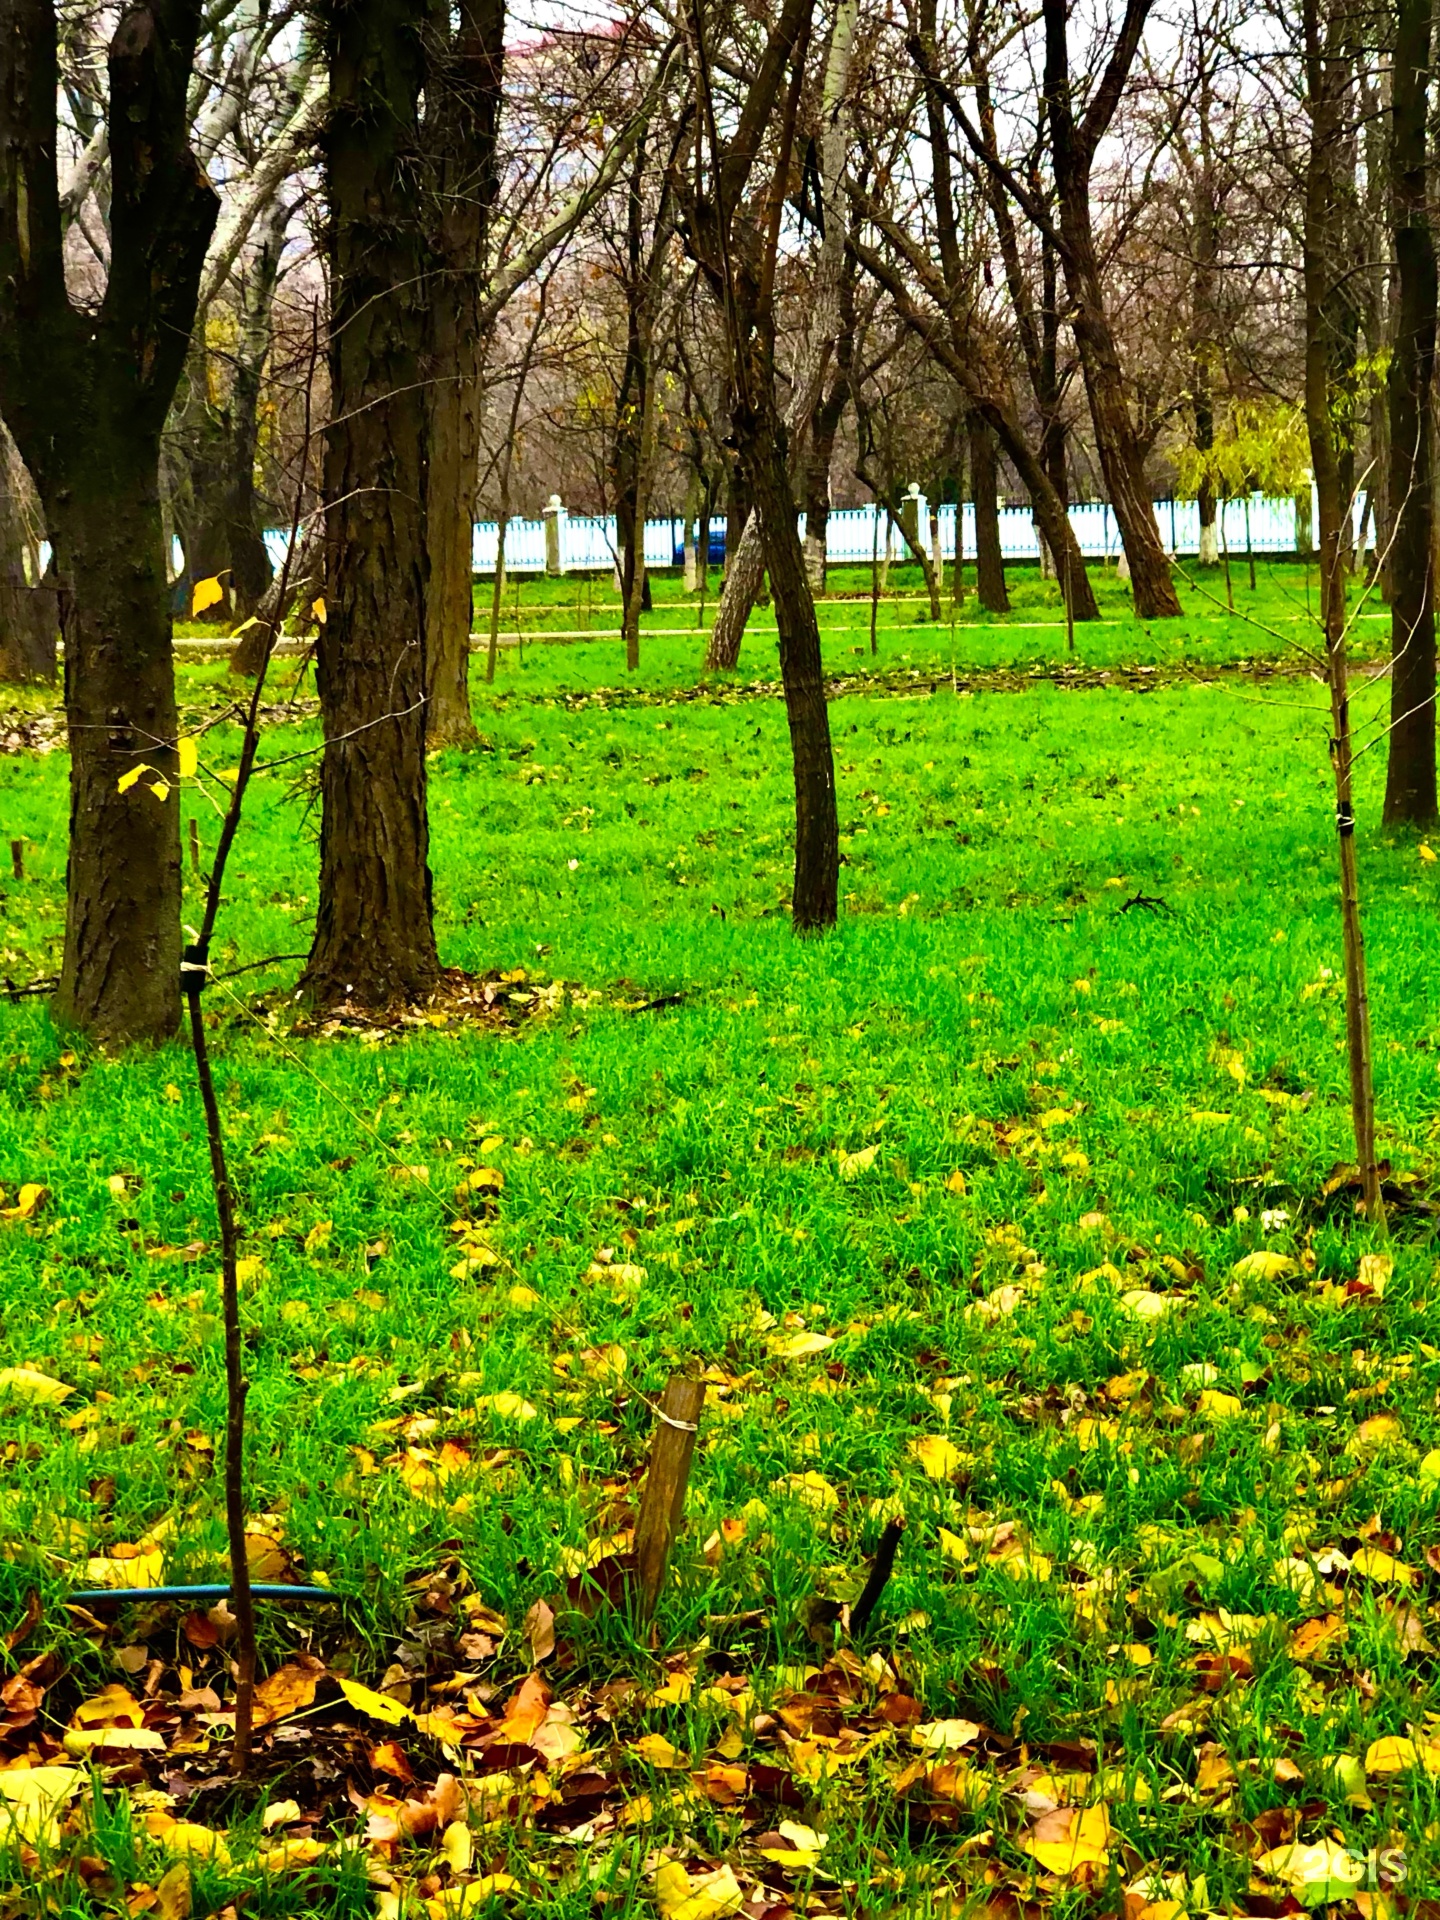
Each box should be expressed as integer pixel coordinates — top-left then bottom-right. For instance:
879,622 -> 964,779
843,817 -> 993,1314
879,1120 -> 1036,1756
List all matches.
909,1434 -> 961,1479
654,1860 -> 745,1920
0,1365 -> 71,1405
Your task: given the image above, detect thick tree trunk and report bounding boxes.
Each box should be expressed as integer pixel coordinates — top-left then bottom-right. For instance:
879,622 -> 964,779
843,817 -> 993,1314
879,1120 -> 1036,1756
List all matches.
737,388 -> 838,931
0,422 -> 53,681
52,467 -> 183,1040
969,414 -> 1010,613
304,0 -> 439,1008
0,0 -> 218,1045
1382,0 -> 1437,826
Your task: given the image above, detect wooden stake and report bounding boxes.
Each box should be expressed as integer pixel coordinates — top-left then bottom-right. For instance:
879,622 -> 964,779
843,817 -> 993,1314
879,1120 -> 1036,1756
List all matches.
633,1374 -> 704,1620
188,818 -> 201,876
9,840 -> 22,881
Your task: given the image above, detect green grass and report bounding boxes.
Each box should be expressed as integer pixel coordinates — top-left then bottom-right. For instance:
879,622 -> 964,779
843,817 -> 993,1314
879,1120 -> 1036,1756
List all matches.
0,561 -> 1437,1914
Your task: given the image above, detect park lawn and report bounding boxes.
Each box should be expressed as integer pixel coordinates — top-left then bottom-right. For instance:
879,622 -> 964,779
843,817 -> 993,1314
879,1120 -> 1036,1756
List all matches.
169,556 -> 1389,685
0,592 -> 1438,1914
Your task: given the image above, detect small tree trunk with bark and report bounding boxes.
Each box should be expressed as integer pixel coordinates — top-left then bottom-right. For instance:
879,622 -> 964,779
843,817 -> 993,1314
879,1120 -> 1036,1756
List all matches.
738,388 -> 838,931
969,414 -> 1010,613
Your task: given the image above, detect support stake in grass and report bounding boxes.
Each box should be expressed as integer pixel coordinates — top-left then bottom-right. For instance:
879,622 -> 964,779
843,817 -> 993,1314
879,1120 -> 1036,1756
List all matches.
9,839 -> 21,881
633,1373 -> 704,1621
181,307 -> 321,1772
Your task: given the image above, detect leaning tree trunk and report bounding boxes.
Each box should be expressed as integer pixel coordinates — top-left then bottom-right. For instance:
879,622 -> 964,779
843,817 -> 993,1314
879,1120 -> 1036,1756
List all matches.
1381,0 -> 1437,826
303,0 -> 440,1008
0,420 -> 54,682
1064,237 -> 1181,619
0,0 -> 218,1045
969,414 -> 1010,613
1044,0 -> 1180,620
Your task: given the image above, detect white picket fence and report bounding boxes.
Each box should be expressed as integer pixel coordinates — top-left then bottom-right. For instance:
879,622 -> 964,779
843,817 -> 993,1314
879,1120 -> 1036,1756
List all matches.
261,491 -> 1351,577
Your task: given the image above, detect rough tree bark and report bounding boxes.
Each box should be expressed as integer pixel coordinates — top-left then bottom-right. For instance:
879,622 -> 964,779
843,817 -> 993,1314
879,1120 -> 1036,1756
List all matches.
969,414 -> 1010,612
303,0 -> 440,1008
1381,0 -> 1436,825
0,419 -> 54,681
0,0 -> 218,1044
422,0 -> 505,748
1042,0 -> 1182,618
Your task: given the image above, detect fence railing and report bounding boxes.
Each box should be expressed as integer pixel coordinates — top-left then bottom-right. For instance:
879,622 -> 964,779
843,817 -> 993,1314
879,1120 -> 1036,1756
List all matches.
261,491 -> 1350,578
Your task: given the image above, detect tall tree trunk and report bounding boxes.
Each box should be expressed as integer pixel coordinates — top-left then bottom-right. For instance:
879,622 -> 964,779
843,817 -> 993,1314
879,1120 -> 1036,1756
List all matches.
304,0 -> 439,1008
227,196 -> 287,618
685,0 -> 838,926
800,311 -> 853,595
1191,54 -> 1220,568
0,420 -> 54,681
1043,0 -> 1182,619
737,384 -> 838,931
1381,0 -> 1436,824
423,0 -> 505,749
706,0 -> 857,667
969,414 -> 1010,612
1303,0 -> 1384,1226
0,0 -> 218,1045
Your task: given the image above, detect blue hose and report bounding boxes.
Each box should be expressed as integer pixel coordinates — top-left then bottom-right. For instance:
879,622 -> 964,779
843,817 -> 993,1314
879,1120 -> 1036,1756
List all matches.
66,1583 -> 344,1605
